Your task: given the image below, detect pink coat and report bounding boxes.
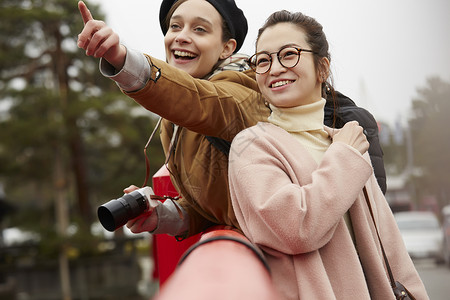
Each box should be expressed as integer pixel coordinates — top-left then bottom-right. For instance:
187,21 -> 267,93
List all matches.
229,122 -> 428,300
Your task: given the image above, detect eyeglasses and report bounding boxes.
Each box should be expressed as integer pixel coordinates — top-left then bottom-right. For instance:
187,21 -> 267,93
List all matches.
247,46 -> 316,74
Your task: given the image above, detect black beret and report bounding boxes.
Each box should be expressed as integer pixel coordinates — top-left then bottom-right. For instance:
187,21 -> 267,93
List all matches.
159,0 -> 248,53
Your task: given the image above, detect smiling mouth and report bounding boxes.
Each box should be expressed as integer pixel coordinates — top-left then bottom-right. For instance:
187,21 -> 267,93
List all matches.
173,50 -> 197,60
270,80 -> 294,88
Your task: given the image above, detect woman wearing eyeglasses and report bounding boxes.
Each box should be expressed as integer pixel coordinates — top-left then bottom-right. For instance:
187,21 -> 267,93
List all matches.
228,10 -> 428,299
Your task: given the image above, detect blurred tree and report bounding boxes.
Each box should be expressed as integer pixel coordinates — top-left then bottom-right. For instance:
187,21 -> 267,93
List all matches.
0,1 -> 163,298
0,0 -> 164,236
408,77 -> 450,208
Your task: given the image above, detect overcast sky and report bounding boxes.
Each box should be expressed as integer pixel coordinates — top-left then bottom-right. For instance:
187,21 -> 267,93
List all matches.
90,0 -> 450,126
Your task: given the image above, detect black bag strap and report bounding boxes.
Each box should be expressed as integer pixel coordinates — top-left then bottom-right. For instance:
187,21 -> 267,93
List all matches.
362,187 -> 396,287
206,135 -> 231,156
363,187 -> 416,300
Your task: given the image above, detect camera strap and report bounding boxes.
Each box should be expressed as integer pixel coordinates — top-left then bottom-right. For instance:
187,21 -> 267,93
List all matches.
142,116 -> 163,187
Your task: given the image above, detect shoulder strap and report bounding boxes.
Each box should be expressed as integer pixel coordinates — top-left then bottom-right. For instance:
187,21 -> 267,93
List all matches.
362,187 -> 396,288
206,136 -> 231,156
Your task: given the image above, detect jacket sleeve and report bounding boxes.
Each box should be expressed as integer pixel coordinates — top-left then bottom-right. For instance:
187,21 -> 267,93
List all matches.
228,126 -> 373,255
152,199 -> 189,237
99,48 -> 150,92
124,56 -> 268,141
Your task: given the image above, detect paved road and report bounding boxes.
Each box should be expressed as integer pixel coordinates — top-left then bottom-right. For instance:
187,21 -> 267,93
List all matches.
414,259 -> 450,300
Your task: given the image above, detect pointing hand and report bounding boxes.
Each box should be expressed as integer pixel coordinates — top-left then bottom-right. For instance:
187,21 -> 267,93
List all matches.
77,1 -> 126,70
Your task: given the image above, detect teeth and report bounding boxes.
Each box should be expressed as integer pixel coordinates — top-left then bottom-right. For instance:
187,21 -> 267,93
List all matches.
271,80 -> 292,88
174,50 -> 197,58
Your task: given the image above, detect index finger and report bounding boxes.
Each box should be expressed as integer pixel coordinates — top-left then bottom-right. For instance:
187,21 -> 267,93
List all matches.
78,1 -> 94,25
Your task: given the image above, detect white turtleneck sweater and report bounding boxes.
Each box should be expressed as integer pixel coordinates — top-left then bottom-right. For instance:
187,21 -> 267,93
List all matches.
268,98 -> 331,163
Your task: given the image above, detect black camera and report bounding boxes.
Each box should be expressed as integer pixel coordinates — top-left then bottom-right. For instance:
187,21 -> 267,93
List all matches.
97,187 -> 152,232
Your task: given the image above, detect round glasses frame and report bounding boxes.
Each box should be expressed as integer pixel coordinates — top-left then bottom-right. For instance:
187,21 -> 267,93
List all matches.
247,46 -> 316,74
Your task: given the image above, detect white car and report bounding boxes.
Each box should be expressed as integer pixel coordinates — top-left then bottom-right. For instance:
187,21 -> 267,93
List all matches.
394,211 -> 444,262
442,205 -> 450,267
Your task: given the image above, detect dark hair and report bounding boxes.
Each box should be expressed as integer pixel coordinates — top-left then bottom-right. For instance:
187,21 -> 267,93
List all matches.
163,0 -> 234,48
256,10 -> 334,99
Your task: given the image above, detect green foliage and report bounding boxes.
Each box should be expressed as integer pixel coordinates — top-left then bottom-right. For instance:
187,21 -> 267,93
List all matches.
0,0 -> 165,256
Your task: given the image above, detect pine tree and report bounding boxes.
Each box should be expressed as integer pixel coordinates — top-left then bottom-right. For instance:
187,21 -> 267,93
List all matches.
0,0 -> 164,242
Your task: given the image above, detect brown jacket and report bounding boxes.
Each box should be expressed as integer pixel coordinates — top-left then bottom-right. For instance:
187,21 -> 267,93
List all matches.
125,56 -> 270,237
229,122 -> 428,299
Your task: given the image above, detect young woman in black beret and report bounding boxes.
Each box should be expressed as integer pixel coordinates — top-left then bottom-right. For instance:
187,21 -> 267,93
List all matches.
78,0 -> 271,238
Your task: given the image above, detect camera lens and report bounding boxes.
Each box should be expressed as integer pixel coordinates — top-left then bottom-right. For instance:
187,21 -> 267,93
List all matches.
98,189 -> 149,232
